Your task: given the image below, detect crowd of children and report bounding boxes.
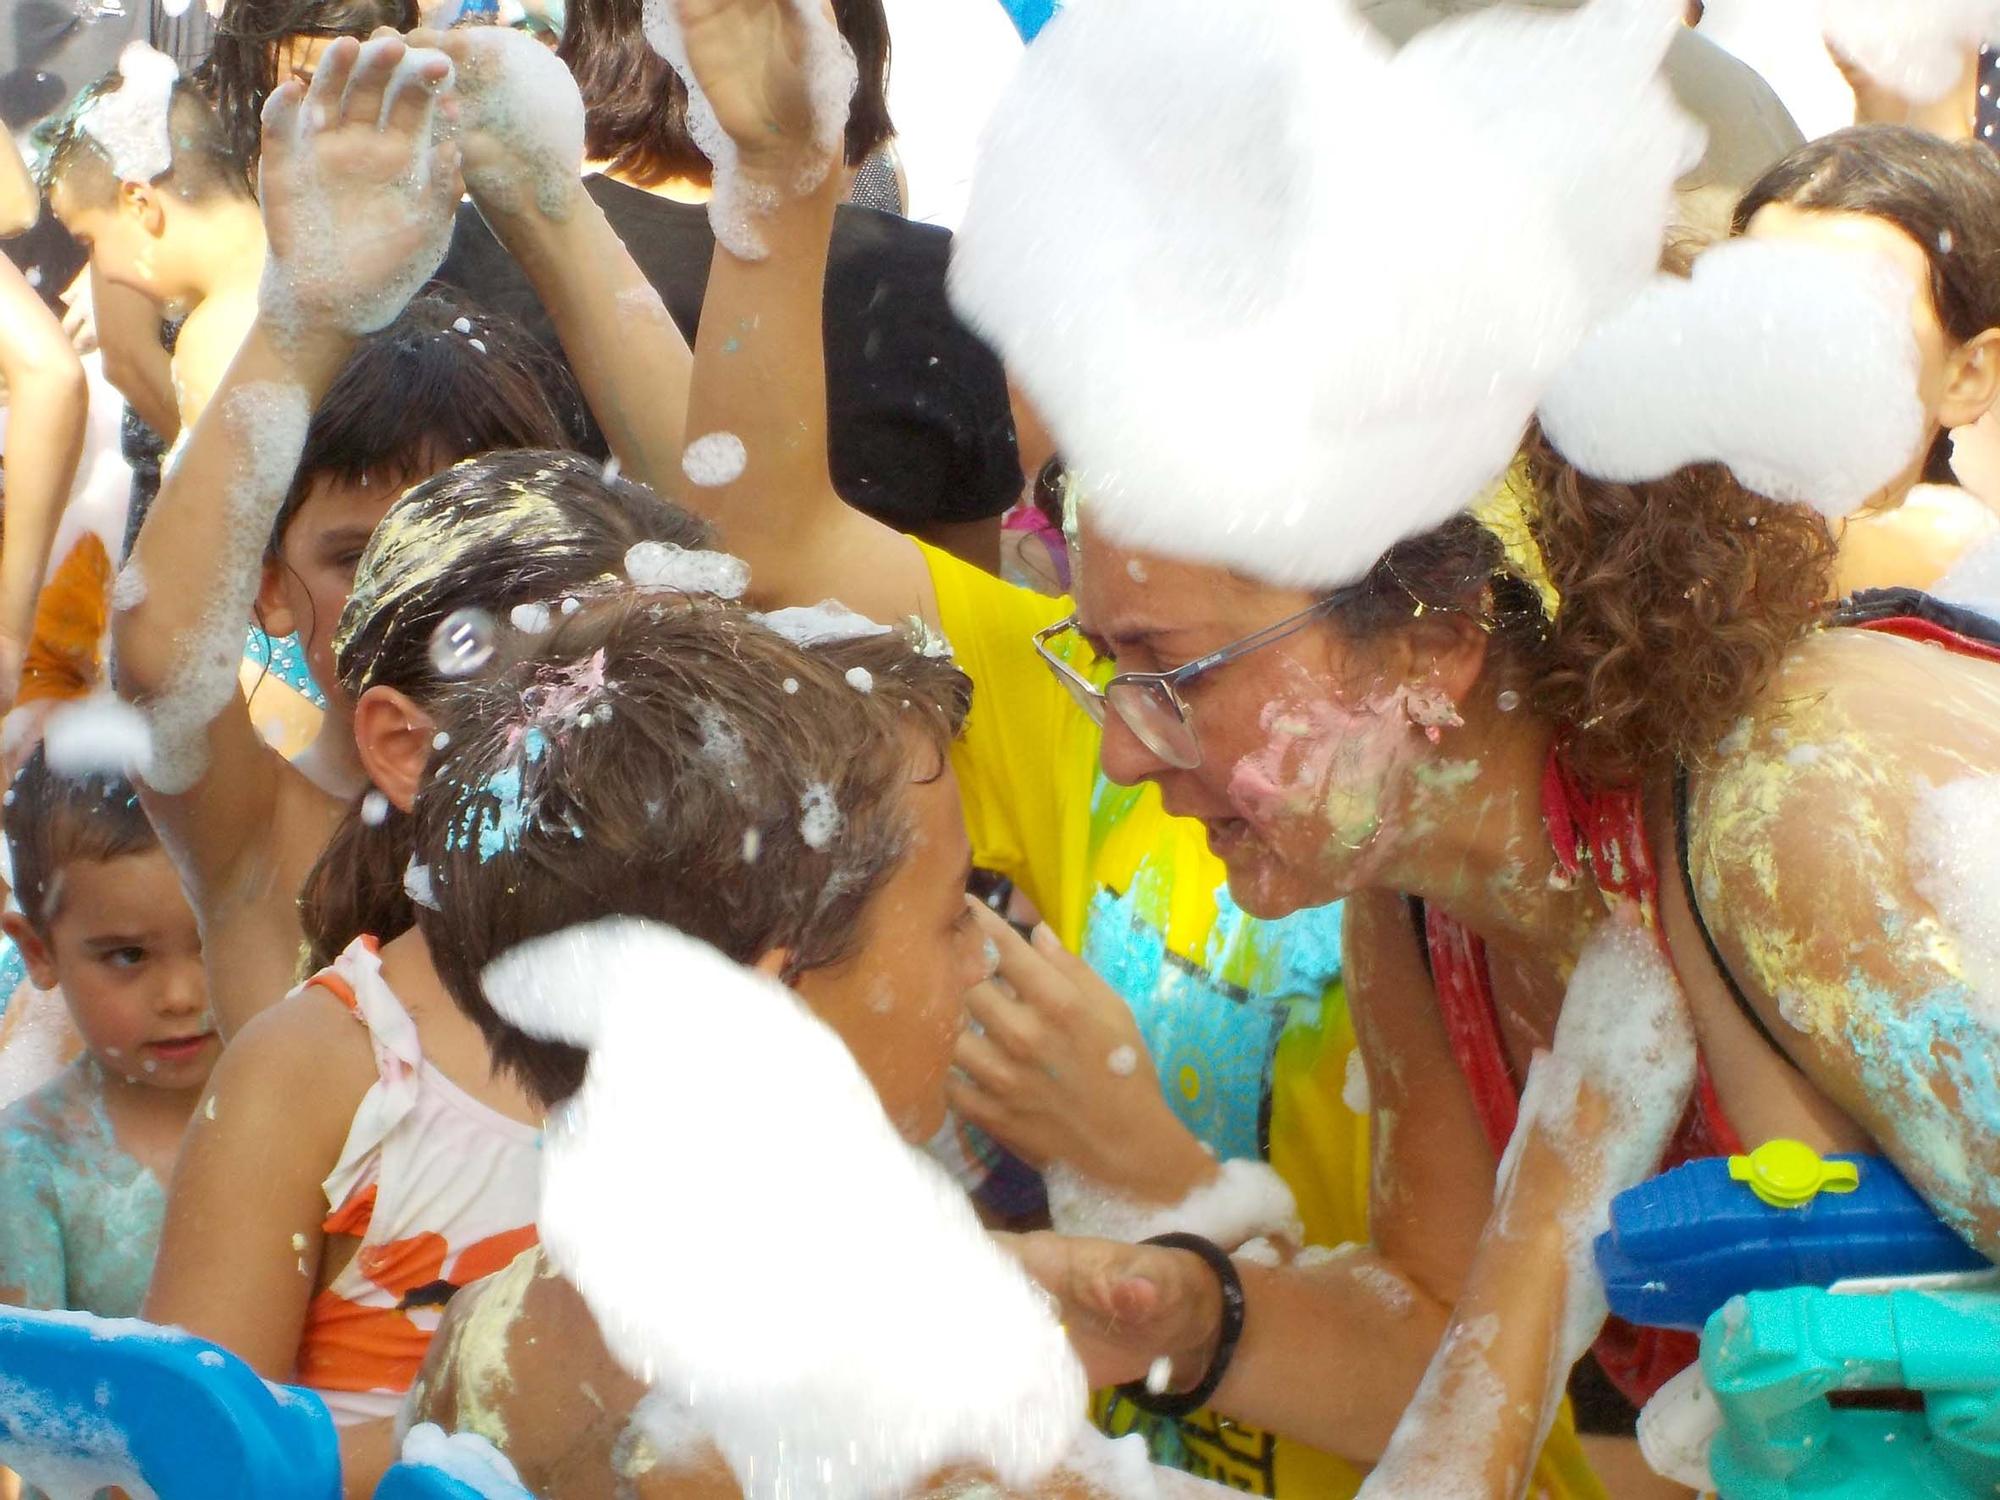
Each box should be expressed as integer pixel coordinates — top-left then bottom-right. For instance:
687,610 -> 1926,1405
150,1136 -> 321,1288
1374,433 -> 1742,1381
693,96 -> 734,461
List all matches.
2,1 -> 2000,1498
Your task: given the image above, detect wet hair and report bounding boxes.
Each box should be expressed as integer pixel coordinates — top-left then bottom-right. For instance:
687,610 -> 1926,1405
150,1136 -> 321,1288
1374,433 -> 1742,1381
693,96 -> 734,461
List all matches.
1734,125 -> 2000,485
559,0 -> 892,188
5,751 -> 158,934
195,0 -> 416,179
266,291 -> 577,562
297,454 -> 717,973
1327,429 -> 1836,787
34,77 -> 249,208
408,592 -> 970,1107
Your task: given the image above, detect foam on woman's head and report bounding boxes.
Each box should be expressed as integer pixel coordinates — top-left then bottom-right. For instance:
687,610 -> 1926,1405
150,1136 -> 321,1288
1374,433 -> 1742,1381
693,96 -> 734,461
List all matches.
949,0 -> 1696,591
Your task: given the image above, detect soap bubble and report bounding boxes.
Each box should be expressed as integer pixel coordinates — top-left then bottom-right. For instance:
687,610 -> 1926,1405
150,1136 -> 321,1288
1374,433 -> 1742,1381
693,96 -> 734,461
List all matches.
430,608 -> 498,679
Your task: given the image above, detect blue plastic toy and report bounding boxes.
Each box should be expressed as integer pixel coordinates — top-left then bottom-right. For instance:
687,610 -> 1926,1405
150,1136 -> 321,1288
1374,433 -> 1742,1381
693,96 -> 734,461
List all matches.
1704,1283 -> 2000,1499
1597,1140 -> 1989,1331
997,0 -> 1059,42
0,1305 -> 339,1500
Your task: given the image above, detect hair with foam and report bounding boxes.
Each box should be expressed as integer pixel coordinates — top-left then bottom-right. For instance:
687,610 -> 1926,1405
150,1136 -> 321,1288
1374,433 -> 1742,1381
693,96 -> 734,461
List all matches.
298,455 -> 719,977
35,76 -> 247,206
408,592 -> 970,1107
5,750 -> 159,934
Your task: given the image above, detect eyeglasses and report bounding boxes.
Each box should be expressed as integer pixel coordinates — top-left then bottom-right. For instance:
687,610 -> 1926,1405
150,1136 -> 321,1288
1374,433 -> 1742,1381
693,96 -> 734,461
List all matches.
1032,595 -> 1347,770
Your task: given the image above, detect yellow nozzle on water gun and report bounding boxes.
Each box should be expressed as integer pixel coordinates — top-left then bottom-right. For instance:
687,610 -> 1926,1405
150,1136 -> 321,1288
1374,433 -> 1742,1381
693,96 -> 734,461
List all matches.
1727,1140 -> 1861,1210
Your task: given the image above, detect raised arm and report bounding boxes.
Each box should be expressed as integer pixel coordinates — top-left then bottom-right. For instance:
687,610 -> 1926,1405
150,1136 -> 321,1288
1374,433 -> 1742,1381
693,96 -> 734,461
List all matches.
0,133 -> 36,237
412,25 -> 692,499
111,36 -> 458,1002
0,256 -> 87,714
672,0 -> 933,622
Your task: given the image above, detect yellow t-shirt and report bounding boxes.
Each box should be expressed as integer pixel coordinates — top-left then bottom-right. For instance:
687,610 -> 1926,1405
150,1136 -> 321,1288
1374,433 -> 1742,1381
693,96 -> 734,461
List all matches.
919,543 -> 1606,1500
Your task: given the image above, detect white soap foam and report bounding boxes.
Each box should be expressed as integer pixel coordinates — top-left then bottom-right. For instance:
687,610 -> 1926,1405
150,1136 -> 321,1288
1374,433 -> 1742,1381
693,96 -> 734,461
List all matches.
448,26 -> 588,219
753,600 -> 893,648
479,919 -> 1087,1499
1342,1048 -> 1370,1115
1045,1157 -> 1302,1247
679,432 -> 749,489
400,1423 -> 529,1498
950,0 -> 1696,590
1820,0 -> 2000,106
42,696 -> 153,780
1355,1315 -> 1506,1500
0,1372 -> 160,1500
624,540 -> 750,599
638,0 -> 856,259
1936,532 -> 2000,619
1910,775 -> 2000,1015
79,43 -> 179,186
1538,238 -> 1928,519
799,782 -> 842,850
143,381 -> 312,795
110,560 -> 146,612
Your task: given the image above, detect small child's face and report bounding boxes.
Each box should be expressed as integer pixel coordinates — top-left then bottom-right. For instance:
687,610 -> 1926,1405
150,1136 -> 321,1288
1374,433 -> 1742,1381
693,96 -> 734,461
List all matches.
49,180 -> 167,304
267,472 -> 406,717
27,849 -> 216,1090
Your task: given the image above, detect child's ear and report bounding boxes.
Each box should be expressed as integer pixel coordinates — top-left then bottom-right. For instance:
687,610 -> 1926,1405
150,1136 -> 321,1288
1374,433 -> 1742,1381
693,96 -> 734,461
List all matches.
353,686 -> 437,814
119,180 -> 167,238
2,912 -> 60,993
1941,329 -> 2000,431
255,557 -> 298,641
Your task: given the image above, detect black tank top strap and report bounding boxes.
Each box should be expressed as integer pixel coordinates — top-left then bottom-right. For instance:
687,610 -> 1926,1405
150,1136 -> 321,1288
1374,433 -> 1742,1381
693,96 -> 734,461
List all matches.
1832,586 -> 2000,642
1672,761 -> 1804,1073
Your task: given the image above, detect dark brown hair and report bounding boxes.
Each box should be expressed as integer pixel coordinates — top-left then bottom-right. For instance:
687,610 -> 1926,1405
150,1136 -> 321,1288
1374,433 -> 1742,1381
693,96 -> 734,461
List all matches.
194,0 -> 416,180
1331,431 -> 1836,787
35,77 -> 250,207
558,0 -> 891,188
265,290 -> 577,561
409,593 -> 971,1107
5,751 -> 159,933
297,454 -> 715,974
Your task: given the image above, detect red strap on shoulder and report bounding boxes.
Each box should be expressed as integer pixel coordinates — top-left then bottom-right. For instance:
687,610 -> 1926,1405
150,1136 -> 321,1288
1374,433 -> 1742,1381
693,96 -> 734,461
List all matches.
1423,906 -> 1519,1162
1857,614 -> 2000,666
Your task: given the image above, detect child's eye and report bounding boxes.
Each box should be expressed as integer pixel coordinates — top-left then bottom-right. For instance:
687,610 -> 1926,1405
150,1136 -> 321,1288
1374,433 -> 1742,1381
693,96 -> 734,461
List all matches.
102,947 -> 147,969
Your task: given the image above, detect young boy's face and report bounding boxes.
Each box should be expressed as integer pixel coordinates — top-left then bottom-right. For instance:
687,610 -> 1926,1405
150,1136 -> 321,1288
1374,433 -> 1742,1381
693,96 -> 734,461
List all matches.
16,849 -> 216,1090
49,179 -> 171,305
264,473 -> 408,717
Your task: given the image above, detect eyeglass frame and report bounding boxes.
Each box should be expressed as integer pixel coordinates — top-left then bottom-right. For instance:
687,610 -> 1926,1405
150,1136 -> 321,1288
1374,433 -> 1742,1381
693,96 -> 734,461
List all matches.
1032,587 -> 1361,770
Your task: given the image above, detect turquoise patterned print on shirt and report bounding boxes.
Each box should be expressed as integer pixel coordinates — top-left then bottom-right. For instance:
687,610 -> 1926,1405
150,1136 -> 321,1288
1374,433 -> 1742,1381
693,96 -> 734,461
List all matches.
243,628 -> 327,709
1083,866 -> 1343,1163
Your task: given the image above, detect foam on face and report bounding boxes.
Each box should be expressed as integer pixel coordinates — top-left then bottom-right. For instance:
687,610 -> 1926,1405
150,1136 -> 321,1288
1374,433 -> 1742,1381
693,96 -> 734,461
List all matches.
80,43 -> 179,186
42,696 -> 154,781
624,540 -> 750,599
1045,1158 -> 1302,1247
480,918 -> 1088,1497
144,382 -> 312,795
0,1373 -> 160,1500
950,0 -> 1696,590
1538,238 -> 1928,517
1819,0 -> 2000,105
639,0 -> 857,260
447,27 -> 588,220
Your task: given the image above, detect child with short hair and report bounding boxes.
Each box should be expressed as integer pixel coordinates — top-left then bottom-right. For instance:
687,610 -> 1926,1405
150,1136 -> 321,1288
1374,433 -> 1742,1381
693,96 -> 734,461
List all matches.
35,48 -> 265,427
0,749 -> 213,1319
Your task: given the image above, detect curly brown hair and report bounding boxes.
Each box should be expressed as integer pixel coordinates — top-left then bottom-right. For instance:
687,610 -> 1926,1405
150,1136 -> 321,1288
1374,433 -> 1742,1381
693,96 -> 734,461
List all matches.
1331,431 -> 1837,787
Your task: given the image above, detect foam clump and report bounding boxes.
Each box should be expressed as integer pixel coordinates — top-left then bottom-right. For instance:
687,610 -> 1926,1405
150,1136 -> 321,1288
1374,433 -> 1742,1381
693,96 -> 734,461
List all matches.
1046,1157 -> 1302,1247
448,26 -> 588,219
480,918 -> 1087,1499
753,600 -> 893,648
42,695 -> 154,780
1354,1316 -> 1505,1499
401,1423 -> 530,1498
1538,238 -> 1927,518
110,560 -> 147,611
639,0 -> 857,260
1820,0 -> 2000,106
799,782 -> 842,850
624,540 -> 750,598
680,432 -> 749,489
0,1373 -> 160,1500
1910,775 -> 2000,1013
80,43 -> 179,186
950,0 -> 1696,590
144,381 -> 312,795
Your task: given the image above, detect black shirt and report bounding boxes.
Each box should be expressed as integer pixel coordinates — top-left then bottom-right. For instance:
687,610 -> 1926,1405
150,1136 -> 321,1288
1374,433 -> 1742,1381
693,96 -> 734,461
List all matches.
433,175 -> 1022,528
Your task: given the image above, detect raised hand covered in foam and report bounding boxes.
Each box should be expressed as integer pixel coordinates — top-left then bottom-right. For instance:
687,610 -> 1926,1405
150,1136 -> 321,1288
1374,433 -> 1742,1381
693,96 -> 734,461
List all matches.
257,34 -> 463,347
480,918 -> 1087,1500
1538,238 -> 1929,518
950,0 -> 1697,592
1820,0 -> 2000,106
640,0 -> 858,258
413,25 -> 588,222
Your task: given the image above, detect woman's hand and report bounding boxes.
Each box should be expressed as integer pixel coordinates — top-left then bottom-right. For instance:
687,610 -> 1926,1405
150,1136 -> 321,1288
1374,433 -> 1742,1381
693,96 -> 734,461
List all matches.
257,33 -> 462,344
404,25 -> 586,223
1003,1231 -> 1225,1392
948,904 -> 1219,1206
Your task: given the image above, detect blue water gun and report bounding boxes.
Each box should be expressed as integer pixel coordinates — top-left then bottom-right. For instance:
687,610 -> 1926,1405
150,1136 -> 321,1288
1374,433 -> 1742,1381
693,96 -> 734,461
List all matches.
1598,1141 -> 2000,1499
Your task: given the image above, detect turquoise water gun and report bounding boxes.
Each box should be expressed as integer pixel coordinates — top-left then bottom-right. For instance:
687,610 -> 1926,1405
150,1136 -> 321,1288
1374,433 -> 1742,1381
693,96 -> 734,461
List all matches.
1598,1141 -> 2000,1499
